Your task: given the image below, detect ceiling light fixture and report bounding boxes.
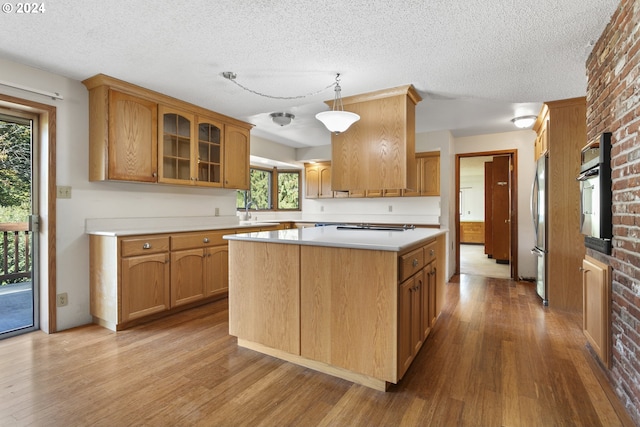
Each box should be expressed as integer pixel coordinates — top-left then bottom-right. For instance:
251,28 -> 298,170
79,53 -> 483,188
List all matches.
270,112 -> 295,126
511,115 -> 537,129
315,74 -> 360,135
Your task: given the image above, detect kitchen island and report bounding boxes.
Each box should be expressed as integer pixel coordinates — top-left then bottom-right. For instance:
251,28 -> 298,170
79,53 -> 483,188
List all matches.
224,225 -> 447,391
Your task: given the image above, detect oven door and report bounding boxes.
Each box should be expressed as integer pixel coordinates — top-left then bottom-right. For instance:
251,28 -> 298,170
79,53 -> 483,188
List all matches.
577,167 -> 600,237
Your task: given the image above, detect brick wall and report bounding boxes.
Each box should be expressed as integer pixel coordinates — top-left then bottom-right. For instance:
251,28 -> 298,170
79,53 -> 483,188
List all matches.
586,0 -> 640,423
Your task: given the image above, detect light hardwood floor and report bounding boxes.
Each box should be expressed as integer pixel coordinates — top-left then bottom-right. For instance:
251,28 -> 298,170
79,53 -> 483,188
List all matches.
0,275 -> 634,426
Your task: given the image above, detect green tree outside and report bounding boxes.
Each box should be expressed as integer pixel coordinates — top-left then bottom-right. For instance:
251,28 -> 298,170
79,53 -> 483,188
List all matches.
0,119 -> 32,285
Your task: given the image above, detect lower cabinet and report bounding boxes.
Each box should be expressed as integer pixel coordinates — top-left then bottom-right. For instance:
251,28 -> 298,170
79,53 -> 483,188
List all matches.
121,252 -> 171,322
582,255 -> 611,367
397,241 -> 439,379
90,226 -> 256,331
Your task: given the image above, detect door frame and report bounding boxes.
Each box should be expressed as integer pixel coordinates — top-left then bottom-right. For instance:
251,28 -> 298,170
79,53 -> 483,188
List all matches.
0,93 -> 57,333
455,149 -> 518,279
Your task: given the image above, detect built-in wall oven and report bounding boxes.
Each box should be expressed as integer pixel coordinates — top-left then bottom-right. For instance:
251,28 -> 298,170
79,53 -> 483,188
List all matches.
577,132 -> 612,254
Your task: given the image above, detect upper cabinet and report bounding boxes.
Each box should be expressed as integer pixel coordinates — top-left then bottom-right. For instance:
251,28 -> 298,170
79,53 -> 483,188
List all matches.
223,125 -> 250,190
403,151 -> 440,197
87,89 -> 158,182
83,74 -> 252,189
305,162 -> 333,199
330,85 -> 421,192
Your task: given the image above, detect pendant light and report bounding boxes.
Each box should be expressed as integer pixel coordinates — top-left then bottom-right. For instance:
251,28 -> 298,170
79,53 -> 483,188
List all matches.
315,74 -> 360,134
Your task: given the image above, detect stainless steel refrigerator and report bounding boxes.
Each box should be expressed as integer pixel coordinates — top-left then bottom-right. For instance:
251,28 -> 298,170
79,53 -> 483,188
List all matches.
531,155 -> 548,305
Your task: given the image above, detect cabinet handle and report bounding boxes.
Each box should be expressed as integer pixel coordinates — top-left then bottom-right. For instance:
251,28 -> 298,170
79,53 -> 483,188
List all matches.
152,172 -> 157,178
142,243 -> 151,249
203,237 -> 210,243
430,249 -> 435,256
412,259 -> 419,267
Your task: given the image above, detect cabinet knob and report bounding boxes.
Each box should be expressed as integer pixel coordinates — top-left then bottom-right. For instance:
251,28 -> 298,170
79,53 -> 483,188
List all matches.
203,237 -> 210,243
142,243 -> 151,249
430,249 -> 435,256
412,259 -> 419,267
152,172 -> 157,178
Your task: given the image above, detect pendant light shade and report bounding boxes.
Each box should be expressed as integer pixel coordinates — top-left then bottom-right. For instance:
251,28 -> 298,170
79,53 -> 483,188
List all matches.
316,74 -> 360,134
316,110 -> 360,134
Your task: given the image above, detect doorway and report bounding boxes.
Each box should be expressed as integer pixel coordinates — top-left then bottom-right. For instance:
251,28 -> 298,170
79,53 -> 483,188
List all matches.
456,150 -> 518,279
0,109 -> 39,336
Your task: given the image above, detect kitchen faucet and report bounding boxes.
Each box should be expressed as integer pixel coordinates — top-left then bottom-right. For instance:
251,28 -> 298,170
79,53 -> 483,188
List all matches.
242,200 -> 256,221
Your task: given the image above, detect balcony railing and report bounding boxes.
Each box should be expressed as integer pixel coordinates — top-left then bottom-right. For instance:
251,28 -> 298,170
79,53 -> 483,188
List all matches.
0,222 -> 32,285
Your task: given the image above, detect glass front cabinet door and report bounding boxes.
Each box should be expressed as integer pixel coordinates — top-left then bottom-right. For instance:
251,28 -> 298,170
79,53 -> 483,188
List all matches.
196,118 -> 223,187
159,107 -> 224,187
159,106 -> 194,185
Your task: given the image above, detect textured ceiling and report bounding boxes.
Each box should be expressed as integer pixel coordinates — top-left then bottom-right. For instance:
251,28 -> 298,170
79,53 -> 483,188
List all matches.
0,0 -> 618,148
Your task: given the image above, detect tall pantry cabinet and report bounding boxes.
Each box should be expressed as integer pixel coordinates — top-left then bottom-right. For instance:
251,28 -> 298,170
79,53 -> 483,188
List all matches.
532,97 -> 586,312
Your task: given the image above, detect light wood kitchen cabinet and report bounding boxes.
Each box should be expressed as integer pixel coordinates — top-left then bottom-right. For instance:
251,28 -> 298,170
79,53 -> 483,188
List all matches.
305,162 -> 333,199
398,275 -> 421,375
403,151 -> 440,197
170,230 -> 231,306
534,122 -> 548,160
331,85 -> 420,192
87,88 -> 158,182
119,236 -> 171,323
582,256 -> 611,367
397,239 -> 439,379
82,74 -> 252,190
89,225 -> 255,331
228,231 -> 446,390
159,106 -> 195,185
224,125 -> 250,190
533,97 -> 586,312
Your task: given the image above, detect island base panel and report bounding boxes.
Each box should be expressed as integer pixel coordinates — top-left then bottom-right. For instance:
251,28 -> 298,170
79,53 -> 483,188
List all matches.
237,339 -> 388,392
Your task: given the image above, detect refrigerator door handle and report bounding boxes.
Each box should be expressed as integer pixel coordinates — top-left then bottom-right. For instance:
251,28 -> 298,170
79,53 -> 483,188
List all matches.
530,166 -> 539,241
531,247 -> 544,256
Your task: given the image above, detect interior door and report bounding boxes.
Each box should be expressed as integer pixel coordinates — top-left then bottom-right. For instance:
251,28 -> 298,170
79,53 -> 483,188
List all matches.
492,156 -> 511,263
0,109 -> 39,337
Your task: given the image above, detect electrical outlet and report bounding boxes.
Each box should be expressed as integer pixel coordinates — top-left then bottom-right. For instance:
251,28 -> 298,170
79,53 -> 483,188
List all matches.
388,205 -> 393,212
56,292 -> 68,307
214,207 -> 220,216
56,186 -> 72,199
320,205 -> 324,212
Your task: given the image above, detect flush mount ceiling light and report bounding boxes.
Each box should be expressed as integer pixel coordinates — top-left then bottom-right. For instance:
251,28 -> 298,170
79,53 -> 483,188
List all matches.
511,115 -> 538,128
315,74 -> 360,134
270,112 -> 295,126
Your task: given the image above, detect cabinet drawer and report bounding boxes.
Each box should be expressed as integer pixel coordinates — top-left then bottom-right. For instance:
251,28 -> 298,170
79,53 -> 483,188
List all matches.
399,248 -> 424,282
171,230 -> 230,251
121,236 -> 170,257
424,241 -> 437,264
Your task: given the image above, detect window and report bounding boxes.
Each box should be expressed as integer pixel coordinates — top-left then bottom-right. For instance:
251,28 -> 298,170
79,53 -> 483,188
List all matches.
237,167 -> 300,211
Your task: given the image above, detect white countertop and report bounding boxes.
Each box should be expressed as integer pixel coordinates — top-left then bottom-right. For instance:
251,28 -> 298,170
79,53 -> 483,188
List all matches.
224,225 -> 447,252
85,216 -> 279,237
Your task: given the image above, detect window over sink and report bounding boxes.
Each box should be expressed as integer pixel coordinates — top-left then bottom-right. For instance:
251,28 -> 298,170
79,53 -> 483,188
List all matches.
236,167 -> 300,211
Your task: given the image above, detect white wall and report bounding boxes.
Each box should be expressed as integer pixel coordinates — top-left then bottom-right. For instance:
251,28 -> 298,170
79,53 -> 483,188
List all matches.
1,58 -> 242,331
454,130 -> 537,279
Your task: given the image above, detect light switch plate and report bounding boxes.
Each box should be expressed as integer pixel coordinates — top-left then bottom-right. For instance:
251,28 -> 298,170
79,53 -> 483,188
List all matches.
56,186 -> 71,199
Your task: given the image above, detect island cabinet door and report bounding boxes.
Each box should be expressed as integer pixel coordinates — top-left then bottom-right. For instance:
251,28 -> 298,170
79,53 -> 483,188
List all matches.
228,241 -> 300,355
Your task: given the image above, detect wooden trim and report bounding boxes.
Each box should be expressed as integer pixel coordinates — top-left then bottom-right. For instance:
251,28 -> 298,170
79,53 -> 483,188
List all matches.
0,93 -> 57,333
334,84 -> 422,107
415,150 -> 440,159
82,74 -> 253,130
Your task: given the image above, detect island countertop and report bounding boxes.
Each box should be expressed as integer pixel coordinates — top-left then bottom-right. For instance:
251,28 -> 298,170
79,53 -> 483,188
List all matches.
224,225 -> 447,252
